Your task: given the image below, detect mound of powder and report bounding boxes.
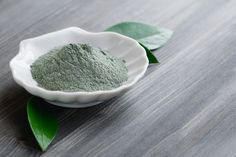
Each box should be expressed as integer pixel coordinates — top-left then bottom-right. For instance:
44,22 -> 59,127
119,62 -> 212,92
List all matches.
30,43 -> 128,92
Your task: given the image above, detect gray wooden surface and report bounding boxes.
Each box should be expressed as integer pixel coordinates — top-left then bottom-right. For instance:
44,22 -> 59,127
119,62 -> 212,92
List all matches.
0,0 -> 236,156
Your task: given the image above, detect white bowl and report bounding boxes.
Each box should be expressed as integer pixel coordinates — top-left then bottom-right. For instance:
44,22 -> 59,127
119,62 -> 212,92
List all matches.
9,27 -> 148,108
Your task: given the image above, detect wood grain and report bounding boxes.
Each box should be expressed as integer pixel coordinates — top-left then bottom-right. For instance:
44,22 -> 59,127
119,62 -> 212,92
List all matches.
0,0 -> 236,156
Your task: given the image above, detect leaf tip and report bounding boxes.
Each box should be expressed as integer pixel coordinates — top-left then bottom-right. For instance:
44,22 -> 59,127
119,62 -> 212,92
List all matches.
26,97 -> 58,152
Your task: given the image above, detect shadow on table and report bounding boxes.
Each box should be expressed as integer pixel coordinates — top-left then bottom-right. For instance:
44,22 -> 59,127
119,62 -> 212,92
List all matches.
0,83 -> 41,151
1,83 -> 117,153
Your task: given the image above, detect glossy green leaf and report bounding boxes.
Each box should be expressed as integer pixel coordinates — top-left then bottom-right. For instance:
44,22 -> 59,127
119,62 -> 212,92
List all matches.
105,21 -> 173,50
27,97 -> 58,151
139,43 -> 159,64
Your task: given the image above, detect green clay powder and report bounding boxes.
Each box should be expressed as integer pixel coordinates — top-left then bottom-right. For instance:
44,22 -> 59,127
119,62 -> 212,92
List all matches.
31,43 -> 128,92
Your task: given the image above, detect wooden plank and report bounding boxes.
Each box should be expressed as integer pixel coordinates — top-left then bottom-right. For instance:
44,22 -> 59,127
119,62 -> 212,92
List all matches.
0,0 -> 236,156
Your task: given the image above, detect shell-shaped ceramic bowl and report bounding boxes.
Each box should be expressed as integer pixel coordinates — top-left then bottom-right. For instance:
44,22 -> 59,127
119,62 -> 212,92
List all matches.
9,27 -> 148,108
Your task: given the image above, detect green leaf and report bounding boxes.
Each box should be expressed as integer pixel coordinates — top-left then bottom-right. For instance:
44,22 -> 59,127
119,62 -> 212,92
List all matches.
105,21 -> 173,50
139,43 -> 159,64
27,97 -> 58,151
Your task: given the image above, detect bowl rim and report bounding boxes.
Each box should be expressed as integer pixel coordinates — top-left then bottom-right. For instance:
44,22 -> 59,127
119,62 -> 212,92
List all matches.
9,27 -> 149,98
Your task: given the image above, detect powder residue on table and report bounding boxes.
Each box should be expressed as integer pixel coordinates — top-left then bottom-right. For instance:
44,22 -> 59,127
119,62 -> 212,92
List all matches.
30,43 -> 128,92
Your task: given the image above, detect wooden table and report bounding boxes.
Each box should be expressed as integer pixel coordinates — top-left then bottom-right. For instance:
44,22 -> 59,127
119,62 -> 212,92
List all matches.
1,0 -> 236,156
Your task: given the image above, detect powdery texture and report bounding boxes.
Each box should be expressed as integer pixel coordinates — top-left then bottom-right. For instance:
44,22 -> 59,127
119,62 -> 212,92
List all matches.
31,43 -> 128,92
